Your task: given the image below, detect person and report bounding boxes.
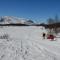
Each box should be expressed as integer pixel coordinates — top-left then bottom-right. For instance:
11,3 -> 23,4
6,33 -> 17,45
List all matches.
42,33 -> 46,39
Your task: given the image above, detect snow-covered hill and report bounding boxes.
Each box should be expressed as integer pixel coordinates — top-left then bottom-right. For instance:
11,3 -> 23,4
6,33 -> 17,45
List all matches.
0,16 -> 34,25
0,26 -> 60,60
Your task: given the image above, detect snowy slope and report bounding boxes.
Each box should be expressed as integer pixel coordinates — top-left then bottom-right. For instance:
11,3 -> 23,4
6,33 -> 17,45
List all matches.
0,26 -> 60,60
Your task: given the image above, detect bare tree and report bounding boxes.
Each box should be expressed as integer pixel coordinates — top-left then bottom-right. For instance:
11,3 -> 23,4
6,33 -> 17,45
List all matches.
54,15 -> 60,34
47,15 -> 60,34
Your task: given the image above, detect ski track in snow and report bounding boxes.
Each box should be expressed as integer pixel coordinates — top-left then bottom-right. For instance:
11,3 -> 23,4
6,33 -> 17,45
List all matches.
0,26 -> 60,60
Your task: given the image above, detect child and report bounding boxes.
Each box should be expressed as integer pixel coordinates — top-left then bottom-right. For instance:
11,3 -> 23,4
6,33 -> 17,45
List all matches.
42,33 -> 46,39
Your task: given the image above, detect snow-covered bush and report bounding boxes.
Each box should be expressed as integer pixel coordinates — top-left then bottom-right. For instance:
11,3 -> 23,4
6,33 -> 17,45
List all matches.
0,34 -> 9,39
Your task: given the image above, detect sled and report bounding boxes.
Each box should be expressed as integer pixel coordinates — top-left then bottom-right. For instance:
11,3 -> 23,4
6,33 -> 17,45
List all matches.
47,34 -> 55,41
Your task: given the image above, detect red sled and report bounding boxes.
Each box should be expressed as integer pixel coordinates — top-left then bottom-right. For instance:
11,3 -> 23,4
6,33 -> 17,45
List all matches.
47,35 -> 54,40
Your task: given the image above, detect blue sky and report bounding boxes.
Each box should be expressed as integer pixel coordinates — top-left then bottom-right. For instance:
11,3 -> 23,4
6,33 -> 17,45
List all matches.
0,0 -> 60,23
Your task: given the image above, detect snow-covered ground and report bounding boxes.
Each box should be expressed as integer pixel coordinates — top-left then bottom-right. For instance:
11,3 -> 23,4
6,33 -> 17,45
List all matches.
0,26 -> 60,60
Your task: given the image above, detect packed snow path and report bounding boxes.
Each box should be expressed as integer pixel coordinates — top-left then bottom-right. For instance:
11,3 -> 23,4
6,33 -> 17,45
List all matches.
0,26 -> 60,60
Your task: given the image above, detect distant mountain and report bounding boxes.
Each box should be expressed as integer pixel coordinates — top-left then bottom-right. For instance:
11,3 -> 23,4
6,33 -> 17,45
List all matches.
0,16 -> 34,25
